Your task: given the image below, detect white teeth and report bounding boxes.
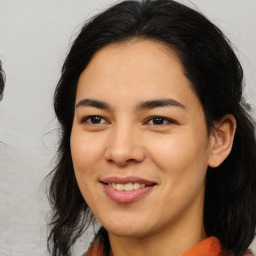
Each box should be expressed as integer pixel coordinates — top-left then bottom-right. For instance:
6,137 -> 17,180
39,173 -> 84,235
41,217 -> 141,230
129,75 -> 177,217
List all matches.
116,184 -> 124,191
124,183 -> 133,191
134,183 -> 140,190
109,182 -> 146,191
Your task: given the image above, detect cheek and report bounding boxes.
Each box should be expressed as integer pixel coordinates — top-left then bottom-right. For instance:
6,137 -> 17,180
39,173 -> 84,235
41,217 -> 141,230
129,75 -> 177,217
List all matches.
147,130 -> 209,184
70,129 -> 106,173
70,130 -> 104,204
70,131 -> 104,206
148,133 -> 209,215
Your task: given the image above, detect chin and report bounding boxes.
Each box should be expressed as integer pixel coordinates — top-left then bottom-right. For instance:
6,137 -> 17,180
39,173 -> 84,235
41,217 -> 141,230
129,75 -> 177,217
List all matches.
101,218 -> 153,239
108,227 -> 147,238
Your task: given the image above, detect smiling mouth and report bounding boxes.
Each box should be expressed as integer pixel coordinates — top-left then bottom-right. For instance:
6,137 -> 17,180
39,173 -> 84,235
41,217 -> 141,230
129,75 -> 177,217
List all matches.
101,178 -> 156,203
107,182 -> 147,191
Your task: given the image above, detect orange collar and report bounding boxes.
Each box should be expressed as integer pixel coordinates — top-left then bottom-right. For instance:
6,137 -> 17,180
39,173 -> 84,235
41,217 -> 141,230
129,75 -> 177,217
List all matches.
86,236 -> 250,256
181,236 -> 225,256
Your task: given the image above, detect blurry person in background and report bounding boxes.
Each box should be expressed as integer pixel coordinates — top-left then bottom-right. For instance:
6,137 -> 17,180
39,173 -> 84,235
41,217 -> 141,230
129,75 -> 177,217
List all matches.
0,60 -> 4,101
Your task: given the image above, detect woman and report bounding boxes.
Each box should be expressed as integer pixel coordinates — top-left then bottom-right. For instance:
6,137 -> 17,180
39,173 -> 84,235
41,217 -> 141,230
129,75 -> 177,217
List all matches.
47,0 -> 256,255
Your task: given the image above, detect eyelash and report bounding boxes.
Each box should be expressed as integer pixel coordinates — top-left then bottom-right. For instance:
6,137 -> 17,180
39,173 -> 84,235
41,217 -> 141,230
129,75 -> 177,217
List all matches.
81,115 -> 177,126
144,116 -> 177,126
81,115 -> 108,124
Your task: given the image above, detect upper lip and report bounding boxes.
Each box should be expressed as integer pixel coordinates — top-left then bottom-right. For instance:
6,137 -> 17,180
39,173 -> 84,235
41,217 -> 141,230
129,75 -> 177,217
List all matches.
101,176 -> 157,186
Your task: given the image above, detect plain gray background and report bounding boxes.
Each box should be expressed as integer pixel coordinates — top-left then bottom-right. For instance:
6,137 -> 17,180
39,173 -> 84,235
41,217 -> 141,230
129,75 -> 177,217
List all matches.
0,0 -> 255,255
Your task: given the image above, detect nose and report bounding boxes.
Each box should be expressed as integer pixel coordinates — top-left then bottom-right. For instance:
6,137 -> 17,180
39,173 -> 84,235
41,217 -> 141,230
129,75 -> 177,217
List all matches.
104,125 -> 145,166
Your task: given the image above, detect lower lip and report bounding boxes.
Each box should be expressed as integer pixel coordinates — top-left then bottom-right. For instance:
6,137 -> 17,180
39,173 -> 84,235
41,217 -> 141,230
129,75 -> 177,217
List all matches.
103,184 -> 155,203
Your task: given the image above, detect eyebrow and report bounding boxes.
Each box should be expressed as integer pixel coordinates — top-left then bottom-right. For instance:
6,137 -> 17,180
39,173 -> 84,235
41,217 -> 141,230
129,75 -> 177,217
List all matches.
75,98 -> 186,111
76,98 -> 111,109
136,98 -> 186,111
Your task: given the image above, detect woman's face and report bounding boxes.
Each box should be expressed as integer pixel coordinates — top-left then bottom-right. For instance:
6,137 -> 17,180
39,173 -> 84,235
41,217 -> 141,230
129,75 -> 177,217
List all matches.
70,40 -> 213,239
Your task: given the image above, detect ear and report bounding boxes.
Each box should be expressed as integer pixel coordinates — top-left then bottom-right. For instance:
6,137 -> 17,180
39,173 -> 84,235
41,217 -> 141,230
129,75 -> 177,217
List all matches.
208,114 -> 236,168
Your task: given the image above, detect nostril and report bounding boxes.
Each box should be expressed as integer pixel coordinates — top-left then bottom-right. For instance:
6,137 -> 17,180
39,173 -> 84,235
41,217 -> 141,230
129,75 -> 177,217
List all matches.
104,139 -> 146,165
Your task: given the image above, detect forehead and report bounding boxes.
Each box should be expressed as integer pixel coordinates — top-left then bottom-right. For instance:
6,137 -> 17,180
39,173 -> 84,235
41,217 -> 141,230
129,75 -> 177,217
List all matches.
79,39 -> 184,82
76,39 -> 199,110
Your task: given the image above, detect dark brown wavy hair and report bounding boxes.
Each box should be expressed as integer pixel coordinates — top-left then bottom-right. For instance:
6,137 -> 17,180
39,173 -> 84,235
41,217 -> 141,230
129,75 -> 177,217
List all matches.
47,1 -> 256,255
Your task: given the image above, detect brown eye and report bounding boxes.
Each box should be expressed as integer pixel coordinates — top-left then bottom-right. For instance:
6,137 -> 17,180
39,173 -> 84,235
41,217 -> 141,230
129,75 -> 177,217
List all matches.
90,116 -> 102,124
146,116 -> 175,125
82,115 -> 107,124
151,117 -> 165,125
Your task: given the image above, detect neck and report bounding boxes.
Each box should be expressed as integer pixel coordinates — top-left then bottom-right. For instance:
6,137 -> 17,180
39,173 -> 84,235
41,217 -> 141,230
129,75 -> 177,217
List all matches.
108,214 -> 206,256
